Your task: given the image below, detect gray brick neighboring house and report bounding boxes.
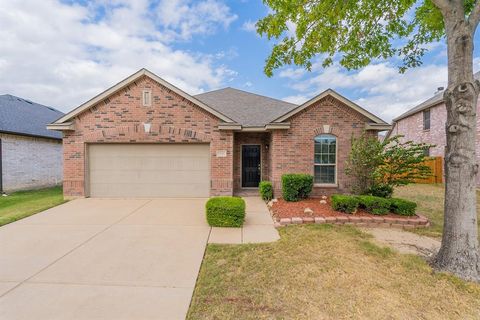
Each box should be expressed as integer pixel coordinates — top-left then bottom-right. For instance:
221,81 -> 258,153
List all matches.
0,95 -> 64,193
387,71 -> 480,186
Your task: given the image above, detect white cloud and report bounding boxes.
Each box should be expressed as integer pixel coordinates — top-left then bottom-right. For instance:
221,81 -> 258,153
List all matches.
241,20 -> 257,33
0,0 -> 237,112
282,94 -> 309,105
155,0 -> 237,40
281,62 -> 450,122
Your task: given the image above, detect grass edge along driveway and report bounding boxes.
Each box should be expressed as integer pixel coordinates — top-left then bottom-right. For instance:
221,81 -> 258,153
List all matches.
0,186 -> 65,227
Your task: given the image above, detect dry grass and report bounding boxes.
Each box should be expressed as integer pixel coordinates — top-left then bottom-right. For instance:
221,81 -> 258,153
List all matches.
394,184 -> 480,238
188,225 -> 480,320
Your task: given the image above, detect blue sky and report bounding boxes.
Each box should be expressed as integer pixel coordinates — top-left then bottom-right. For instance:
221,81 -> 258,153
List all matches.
1,0 -> 479,122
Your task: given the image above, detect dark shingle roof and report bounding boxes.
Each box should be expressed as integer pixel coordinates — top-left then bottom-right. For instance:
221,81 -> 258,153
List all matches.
393,71 -> 480,122
194,87 -> 298,126
0,94 -> 64,139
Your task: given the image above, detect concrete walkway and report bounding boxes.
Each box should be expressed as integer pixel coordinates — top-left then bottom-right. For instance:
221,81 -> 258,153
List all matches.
208,197 -> 280,244
0,196 -> 278,320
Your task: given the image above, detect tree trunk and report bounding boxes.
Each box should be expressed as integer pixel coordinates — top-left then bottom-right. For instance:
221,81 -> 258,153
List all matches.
434,19 -> 480,282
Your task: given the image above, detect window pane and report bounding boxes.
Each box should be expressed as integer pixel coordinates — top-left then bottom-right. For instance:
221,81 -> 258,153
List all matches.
314,155 -> 321,163
314,165 -> 336,184
320,154 -> 328,163
329,154 -> 336,164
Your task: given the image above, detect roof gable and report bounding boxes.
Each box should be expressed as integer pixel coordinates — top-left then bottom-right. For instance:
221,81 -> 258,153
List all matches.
272,89 -> 388,125
52,69 -> 235,125
0,94 -> 64,139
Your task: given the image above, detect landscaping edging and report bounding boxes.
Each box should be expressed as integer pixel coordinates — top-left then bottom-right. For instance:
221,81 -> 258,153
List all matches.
272,214 -> 430,229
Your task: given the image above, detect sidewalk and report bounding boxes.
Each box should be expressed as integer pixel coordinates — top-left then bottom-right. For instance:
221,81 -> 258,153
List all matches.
208,197 -> 280,244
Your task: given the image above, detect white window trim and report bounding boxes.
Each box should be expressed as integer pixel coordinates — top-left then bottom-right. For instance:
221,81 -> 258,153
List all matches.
313,134 -> 338,186
142,89 -> 152,107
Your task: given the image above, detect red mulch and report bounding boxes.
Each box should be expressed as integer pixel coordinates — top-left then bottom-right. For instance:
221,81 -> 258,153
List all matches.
271,197 -> 419,220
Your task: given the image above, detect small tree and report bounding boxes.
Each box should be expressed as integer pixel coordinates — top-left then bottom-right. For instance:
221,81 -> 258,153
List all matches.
345,133 -> 384,195
346,134 -> 433,196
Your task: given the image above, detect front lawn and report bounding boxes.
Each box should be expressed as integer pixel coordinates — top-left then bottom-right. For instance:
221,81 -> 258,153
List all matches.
0,186 -> 65,226
188,225 -> 480,319
394,184 -> 480,238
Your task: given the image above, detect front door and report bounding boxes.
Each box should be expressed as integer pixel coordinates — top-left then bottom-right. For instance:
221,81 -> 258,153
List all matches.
242,145 -> 261,188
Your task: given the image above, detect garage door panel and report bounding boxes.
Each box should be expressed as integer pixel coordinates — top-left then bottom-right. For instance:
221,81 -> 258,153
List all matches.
88,144 -> 210,198
89,169 -> 210,184
91,156 -> 209,171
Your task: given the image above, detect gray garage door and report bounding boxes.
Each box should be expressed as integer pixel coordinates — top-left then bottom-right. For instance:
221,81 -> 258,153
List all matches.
88,144 -> 210,198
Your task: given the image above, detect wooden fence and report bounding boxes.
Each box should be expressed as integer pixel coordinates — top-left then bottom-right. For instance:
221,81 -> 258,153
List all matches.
414,156 -> 443,184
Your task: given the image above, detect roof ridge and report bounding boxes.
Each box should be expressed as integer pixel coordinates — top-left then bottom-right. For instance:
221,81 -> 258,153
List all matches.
196,87 -> 298,106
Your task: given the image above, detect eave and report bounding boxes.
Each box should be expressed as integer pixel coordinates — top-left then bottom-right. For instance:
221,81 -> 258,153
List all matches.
365,123 -> 392,131
218,122 -> 291,131
46,122 -> 74,131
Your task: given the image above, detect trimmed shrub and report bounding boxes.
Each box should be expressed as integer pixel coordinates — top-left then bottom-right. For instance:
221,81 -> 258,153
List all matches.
366,183 -> 393,198
206,197 -> 246,227
281,174 -> 314,202
390,198 -> 417,216
331,194 -> 359,214
259,181 -> 273,201
357,195 -> 391,215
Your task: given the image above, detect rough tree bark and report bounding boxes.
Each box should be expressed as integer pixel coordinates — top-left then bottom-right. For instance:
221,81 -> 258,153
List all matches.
433,2 -> 480,282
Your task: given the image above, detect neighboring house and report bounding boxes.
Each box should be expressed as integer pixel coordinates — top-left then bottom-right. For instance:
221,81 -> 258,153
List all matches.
388,71 -> 480,185
47,68 -> 390,199
0,95 -> 64,193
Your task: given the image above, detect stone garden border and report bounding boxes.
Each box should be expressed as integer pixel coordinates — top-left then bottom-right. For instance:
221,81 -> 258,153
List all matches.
272,214 -> 430,230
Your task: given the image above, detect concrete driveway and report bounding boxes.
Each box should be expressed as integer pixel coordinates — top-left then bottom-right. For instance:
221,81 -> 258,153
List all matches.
0,198 -> 211,320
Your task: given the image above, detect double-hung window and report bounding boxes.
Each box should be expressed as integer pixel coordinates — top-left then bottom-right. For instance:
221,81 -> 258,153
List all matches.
314,134 -> 336,184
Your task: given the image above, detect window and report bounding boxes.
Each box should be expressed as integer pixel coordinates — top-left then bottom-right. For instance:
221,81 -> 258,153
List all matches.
314,134 -> 336,184
142,90 -> 152,107
423,109 -> 430,130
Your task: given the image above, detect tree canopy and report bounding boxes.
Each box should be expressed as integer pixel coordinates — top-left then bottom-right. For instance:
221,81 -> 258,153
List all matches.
257,0 -> 477,76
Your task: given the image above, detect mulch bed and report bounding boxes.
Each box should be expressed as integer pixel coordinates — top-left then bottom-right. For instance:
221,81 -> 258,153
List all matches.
270,197 -> 427,224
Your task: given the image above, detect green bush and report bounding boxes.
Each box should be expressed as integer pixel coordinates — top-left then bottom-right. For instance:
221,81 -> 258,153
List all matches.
366,183 -> 393,198
259,181 -> 273,201
206,197 -> 246,227
390,198 -> 417,216
357,195 -> 391,215
331,194 -> 359,214
281,174 -> 314,202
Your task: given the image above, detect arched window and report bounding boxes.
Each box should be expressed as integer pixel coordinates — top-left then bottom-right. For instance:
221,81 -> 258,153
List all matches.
314,134 -> 336,184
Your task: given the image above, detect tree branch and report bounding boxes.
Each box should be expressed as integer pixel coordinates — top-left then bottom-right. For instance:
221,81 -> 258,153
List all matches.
468,1 -> 480,30
430,0 -> 451,14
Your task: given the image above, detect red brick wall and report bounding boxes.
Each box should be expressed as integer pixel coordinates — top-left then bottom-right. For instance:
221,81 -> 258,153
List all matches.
269,96 -> 376,197
391,97 -> 480,186
63,75 -> 233,198
233,132 -> 270,192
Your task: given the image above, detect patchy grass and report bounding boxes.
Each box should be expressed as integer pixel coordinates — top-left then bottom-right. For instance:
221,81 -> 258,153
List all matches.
0,186 -> 65,226
394,184 -> 480,238
188,225 -> 480,320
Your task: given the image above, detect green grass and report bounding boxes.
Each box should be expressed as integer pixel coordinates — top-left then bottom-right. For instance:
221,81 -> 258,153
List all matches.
394,184 -> 480,238
0,186 -> 66,226
188,225 -> 480,319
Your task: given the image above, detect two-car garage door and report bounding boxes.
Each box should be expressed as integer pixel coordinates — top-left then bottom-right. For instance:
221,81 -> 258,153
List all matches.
88,144 -> 210,198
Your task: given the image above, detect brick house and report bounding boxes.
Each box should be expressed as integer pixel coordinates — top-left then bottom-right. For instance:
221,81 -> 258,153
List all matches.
1,95 -> 63,193
387,71 -> 480,185
48,68 -> 390,199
